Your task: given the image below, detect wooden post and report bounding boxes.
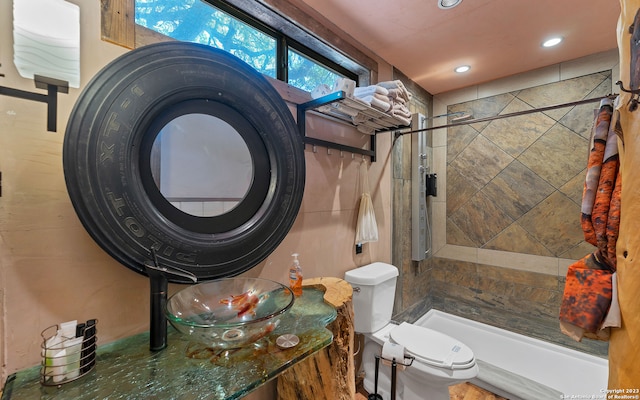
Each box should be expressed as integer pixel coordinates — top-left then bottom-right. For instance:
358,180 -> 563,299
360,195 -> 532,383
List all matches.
609,0 -> 640,388
100,0 -> 135,49
277,277 -> 356,400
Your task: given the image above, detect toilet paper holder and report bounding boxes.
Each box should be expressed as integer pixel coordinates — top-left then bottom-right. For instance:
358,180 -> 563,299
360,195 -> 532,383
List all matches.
380,353 -> 415,370
380,341 -> 414,369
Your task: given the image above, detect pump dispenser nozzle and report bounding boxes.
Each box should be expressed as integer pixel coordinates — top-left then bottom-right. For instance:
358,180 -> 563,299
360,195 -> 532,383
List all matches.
289,253 -> 303,296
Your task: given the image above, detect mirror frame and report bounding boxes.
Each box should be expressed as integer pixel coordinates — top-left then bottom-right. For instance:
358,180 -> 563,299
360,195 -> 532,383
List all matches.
63,42 -> 305,283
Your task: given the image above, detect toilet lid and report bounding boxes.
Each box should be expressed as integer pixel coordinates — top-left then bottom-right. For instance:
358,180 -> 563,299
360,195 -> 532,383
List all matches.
389,322 -> 475,370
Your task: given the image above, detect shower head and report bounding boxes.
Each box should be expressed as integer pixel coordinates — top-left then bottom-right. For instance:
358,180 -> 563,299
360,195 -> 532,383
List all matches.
450,113 -> 473,123
428,111 -> 472,121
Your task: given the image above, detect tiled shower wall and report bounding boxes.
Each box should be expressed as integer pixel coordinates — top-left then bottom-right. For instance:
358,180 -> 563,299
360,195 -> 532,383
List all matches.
390,69 -> 433,317
445,72 -> 610,258
392,51 -> 619,357
436,70 -> 613,356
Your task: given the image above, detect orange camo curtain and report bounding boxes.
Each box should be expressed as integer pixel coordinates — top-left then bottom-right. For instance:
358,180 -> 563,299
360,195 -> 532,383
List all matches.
559,99 -> 621,340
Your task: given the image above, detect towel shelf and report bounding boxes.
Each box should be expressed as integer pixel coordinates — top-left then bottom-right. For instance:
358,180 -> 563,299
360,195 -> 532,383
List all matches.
296,91 -> 410,162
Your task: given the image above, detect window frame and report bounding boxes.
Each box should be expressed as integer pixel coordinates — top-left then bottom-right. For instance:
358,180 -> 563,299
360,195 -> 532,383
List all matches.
129,0 -> 369,90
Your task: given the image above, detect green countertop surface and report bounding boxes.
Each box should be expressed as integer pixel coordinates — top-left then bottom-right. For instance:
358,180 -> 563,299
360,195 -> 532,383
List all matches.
2,287 -> 336,400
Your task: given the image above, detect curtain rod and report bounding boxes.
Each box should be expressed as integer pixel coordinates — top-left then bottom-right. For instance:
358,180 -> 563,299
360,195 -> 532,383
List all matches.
393,94 -> 619,138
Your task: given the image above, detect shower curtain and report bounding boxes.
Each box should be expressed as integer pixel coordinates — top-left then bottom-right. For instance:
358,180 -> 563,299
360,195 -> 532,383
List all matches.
559,99 -> 621,341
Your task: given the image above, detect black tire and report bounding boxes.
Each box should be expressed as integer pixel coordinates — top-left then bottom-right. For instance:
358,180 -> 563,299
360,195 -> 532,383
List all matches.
63,41 -> 305,282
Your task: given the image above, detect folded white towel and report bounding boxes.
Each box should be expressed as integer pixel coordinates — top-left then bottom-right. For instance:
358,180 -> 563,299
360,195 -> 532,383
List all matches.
352,113 -> 370,124
389,111 -> 412,126
332,77 -> 356,98
359,95 -> 391,112
354,85 -> 389,98
391,104 -> 412,119
378,80 -> 412,102
311,84 -> 332,99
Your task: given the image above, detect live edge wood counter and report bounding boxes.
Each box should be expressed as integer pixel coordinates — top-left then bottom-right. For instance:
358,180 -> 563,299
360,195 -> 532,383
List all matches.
277,277 -> 356,400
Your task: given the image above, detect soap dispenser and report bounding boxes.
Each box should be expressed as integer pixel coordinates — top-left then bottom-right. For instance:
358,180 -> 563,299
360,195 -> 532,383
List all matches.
289,253 -> 303,296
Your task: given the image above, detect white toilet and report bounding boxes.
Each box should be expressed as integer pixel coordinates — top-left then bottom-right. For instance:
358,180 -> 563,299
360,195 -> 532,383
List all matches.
345,262 -> 478,400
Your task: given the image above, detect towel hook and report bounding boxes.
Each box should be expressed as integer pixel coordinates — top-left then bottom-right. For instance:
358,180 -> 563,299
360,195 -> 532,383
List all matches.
617,81 -> 640,112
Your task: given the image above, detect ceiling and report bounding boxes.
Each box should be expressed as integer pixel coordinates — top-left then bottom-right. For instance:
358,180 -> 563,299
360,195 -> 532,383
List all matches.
298,0 -> 621,94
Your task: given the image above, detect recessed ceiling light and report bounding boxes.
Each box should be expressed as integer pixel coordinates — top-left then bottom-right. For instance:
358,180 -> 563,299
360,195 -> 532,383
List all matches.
542,37 -> 563,48
438,0 -> 462,10
455,65 -> 470,73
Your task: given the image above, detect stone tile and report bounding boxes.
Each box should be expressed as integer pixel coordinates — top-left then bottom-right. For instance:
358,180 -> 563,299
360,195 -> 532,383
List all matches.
473,290 -> 509,310
484,223 -> 554,257
559,102 -> 598,140
477,248 -> 558,275
402,273 -> 431,313
469,285 -> 559,321
519,191 -> 584,256
518,124 -> 589,189
481,98 -> 556,157
446,124 -> 478,162
444,266 -> 478,288
590,73 -> 614,97
392,135 -> 405,179
512,284 -> 558,304
480,263 -> 558,289
399,132 -> 412,180
559,167 -> 587,206
446,166 -> 479,214
394,297 -> 432,324
446,220 -> 477,247
434,257 -> 477,276
431,281 -> 479,304
432,201 -> 447,252
507,294 -> 562,319
453,92 -> 516,131
517,73 -> 611,121
476,276 -> 514,297
434,244 -> 478,263
450,190 -> 514,247
477,66 -> 560,99
450,134 -> 514,190
560,240 -> 596,261
483,160 -> 555,220
392,178 -> 408,237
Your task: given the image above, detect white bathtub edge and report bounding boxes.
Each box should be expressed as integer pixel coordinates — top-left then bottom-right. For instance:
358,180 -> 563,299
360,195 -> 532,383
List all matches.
416,309 -> 609,397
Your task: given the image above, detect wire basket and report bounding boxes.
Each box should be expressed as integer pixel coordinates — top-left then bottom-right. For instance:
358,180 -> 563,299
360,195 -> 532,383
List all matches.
40,320 -> 98,386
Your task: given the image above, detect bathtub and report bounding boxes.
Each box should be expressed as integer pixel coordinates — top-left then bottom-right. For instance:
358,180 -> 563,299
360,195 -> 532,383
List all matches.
416,310 -> 609,400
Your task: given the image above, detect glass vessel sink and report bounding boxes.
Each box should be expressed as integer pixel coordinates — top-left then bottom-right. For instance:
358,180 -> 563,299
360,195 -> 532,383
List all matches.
166,277 -> 295,349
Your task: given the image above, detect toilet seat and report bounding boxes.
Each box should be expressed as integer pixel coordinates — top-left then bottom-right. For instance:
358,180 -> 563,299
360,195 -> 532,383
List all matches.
389,322 -> 475,370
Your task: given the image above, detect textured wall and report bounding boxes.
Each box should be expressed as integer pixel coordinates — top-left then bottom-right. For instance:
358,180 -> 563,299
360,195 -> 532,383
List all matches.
390,68 -> 434,315
446,71 -> 610,258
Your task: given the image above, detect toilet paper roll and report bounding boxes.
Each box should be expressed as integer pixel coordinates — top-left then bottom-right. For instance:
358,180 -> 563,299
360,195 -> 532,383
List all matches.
382,341 -> 405,362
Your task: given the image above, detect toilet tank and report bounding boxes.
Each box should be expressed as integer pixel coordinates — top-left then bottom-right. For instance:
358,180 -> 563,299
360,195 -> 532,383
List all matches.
344,262 -> 399,333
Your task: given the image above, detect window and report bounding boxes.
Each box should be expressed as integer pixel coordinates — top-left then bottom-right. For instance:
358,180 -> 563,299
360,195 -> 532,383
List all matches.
287,48 -> 344,92
134,0 -> 360,91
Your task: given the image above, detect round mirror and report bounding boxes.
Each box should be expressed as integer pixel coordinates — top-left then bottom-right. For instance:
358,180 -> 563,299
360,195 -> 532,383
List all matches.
63,42 -> 305,282
150,113 -> 253,218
